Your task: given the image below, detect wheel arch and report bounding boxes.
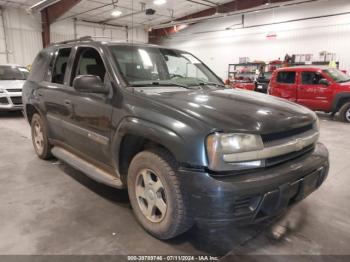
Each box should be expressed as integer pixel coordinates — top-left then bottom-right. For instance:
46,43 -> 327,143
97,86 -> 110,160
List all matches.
25,104 -> 42,124
331,92 -> 350,113
111,117 -> 185,183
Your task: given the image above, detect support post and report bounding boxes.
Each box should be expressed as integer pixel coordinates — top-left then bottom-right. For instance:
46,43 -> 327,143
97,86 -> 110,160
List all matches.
41,8 -> 50,48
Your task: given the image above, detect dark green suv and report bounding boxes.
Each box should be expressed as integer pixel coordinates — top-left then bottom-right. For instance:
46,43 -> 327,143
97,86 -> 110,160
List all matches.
23,37 -> 329,239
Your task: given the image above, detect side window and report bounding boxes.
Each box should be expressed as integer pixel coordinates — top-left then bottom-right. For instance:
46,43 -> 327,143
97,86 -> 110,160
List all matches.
52,48 -> 72,84
301,72 -> 323,85
71,47 -> 106,86
277,71 -> 296,84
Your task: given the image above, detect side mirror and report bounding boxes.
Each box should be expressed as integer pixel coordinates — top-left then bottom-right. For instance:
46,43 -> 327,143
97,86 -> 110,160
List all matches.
73,75 -> 109,94
319,78 -> 330,86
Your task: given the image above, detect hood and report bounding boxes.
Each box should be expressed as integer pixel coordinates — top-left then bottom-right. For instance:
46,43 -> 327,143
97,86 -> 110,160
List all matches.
339,82 -> 350,89
135,87 -> 316,134
0,80 -> 25,90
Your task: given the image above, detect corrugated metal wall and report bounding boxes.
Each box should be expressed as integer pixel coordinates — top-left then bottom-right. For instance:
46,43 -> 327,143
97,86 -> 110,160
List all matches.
50,19 -> 129,43
0,7 -> 149,67
0,8 -> 42,66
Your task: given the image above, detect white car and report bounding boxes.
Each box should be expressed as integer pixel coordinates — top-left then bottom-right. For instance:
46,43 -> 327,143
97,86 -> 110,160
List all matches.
0,64 -> 29,111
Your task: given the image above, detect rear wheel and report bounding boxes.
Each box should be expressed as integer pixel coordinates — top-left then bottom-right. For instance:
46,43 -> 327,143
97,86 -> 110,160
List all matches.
31,113 -> 52,159
127,149 -> 193,239
339,102 -> 350,123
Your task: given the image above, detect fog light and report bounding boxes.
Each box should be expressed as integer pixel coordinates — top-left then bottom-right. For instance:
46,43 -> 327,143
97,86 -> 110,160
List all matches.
228,160 -> 264,170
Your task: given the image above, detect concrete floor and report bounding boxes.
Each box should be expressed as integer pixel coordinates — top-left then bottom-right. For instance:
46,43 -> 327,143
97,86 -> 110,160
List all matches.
0,111 -> 349,257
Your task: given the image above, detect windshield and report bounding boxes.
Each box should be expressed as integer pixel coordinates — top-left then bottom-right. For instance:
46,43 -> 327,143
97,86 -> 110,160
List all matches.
0,65 -> 29,80
109,45 -> 224,88
263,72 -> 272,79
323,68 -> 350,83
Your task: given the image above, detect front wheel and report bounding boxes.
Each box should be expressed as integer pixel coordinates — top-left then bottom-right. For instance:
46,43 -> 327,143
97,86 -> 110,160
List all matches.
127,149 -> 193,239
31,113 -> 52,159
339,102 -> 350,123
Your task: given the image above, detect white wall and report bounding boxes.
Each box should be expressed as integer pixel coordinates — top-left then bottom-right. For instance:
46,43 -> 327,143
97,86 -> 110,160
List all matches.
50,19 -> 130,43
0,8 -> 42,66
0,7 -> 149,66
161,0 -> 350,80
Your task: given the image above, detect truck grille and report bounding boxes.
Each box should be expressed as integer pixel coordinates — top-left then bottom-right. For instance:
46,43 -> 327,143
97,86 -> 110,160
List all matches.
261,124 -> 314,143
10,96 -> 22,105
265,144 -> 315,167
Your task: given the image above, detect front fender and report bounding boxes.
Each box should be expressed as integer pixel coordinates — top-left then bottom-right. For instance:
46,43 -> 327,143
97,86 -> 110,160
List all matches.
111,117 -> 208,176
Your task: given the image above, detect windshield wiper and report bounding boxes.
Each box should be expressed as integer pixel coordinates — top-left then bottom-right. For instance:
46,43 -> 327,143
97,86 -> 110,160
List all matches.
337,79 -> 350,83
197,81 -> 225,87
130,81 -> 191,89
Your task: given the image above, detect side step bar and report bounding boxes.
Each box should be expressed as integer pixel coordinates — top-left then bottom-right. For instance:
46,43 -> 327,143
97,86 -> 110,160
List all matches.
52,147 -> 124,189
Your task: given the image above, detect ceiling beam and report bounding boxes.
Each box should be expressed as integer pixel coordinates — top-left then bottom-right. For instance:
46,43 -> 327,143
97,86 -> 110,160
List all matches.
186,0 -> 216,8
40,0 -> 82,47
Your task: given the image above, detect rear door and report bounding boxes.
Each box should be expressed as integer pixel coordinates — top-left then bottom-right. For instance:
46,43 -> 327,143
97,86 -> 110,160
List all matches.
298,71 -> 331,110
273,71 -> 297,102
41,47 -> 73,142
63,46 -> 114,165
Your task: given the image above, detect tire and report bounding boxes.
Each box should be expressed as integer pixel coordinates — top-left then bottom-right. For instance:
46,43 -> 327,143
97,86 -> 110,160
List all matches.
127,149 -> 193,239
30,113 -> 52,159
339,102 -> 350,123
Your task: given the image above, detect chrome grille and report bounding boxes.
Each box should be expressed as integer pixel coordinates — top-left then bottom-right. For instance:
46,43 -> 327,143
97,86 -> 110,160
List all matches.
261,124 -> 314,143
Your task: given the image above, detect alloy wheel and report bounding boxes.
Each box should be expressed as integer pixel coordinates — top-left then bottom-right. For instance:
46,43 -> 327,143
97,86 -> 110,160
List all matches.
346,108 -> 350,122
135,169 -> 167,223
33,121 -> 44,155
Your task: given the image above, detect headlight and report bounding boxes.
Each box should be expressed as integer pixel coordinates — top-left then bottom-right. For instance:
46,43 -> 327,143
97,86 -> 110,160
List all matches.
206,133 -> 264,171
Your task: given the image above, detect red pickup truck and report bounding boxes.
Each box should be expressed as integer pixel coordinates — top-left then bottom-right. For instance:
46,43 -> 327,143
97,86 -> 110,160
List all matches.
269,66 -> 350,123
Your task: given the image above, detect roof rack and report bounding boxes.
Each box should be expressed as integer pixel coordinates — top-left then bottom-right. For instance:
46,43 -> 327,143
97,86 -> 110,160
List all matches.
52,35 -> 151,46
53,36 -> 113,45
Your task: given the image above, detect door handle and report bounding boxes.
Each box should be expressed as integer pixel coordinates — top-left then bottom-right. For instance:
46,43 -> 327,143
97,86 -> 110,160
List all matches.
64,99 -> 72,105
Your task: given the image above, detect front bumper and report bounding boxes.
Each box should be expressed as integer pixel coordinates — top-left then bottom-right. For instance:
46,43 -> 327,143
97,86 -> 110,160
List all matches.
0,92 -> 23,111
179,142 -> 329,225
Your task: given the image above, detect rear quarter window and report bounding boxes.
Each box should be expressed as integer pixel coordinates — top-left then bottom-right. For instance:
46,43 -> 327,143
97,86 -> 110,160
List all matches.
28,49 -> 52,82
276,71 -> 296,84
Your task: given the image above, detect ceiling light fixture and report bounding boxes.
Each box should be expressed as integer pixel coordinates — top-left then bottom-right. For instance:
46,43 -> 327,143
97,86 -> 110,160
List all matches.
153,0 -> 167,5
111,0 -> 122,17
111,9 -> 122,17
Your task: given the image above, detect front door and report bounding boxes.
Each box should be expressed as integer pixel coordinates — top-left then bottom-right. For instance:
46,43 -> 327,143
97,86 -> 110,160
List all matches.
63,46 -> 114,166
298,71 -> 331,111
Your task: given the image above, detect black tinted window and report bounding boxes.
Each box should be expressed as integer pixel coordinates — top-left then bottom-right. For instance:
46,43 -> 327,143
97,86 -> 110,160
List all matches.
277,71 -> 296,84
52,48 -> 72,84
301,72 -> 323,85
71,47 -> 106,85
